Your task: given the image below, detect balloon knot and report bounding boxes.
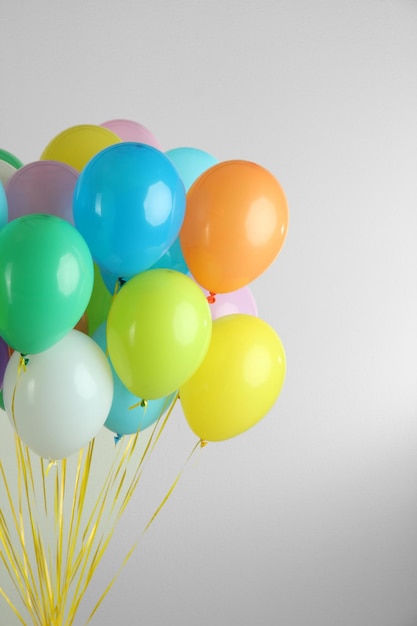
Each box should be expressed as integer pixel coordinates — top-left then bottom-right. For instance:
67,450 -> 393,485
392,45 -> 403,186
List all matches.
200,440 -> 208,448
114,434 -> 123,445
207,292 -> 216,304
140,399 -> 147,408
46,459 -> 57,475
118,277 -> 126,286
19,354 -> 29,372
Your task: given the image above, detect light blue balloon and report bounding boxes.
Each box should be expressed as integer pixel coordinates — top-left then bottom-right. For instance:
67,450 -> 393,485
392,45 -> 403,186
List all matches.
92,323 -> 176,435
0,182 -> 7,229
157,147 -> 218,275
165,146 -> 218,192
73,142 -> 186,279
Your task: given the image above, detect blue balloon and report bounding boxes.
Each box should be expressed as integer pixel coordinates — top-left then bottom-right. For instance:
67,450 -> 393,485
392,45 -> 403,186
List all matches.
92,323 -> 176,435
99,265 -> 126,294
165,146 -> 218,192
73,142 -> 186,279
0,182 -> 7,229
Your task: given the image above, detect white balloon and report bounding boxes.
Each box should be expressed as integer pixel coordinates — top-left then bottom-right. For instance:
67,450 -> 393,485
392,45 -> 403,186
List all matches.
3,330 -> 113,459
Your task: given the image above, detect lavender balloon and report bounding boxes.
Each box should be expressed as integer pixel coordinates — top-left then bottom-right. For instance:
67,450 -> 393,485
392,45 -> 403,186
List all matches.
0,336 -> 10,389
5,160 -> 78,224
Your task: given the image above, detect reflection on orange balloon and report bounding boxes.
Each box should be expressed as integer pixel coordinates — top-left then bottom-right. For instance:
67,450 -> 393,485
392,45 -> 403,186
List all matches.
179,160 -> 289,294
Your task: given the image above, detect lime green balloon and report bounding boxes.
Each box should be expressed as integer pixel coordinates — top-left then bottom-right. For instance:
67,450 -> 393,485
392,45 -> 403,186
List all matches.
106,269 -> 212,399
0,214 -> 94,354
86,263 -> 113,336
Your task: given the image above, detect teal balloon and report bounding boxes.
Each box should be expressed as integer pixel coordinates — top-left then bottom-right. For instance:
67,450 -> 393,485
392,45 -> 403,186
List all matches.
92,323 -> 176,435
0,214 -> 94,354
150,236 -> 188,274
165,147 -> 218,192
158,147 -> 218,275
0,181 -> 7,229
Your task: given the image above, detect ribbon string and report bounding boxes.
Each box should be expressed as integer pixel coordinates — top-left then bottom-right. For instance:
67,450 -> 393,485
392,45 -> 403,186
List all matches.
0,385 -> 200,625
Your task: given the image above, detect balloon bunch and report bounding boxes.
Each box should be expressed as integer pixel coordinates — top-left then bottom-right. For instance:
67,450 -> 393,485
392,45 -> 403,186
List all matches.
0,119 -> 288,624
0,119 -> 288,457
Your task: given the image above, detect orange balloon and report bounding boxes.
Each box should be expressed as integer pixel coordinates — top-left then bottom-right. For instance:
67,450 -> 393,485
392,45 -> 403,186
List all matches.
179,160 -> 289,293
74,311 -> 89,334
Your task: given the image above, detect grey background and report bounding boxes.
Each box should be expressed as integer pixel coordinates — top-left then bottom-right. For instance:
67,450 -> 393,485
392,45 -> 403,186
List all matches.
1,1 -> 417,625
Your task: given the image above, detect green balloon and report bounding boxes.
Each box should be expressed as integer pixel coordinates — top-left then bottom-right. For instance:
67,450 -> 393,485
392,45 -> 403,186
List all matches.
0,214 -> 94,354
0,148 -> 23,170
107,269 -> 212,399
86,263 -> 113,336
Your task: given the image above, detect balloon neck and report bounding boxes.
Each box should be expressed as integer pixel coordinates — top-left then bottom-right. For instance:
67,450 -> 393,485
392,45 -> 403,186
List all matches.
114,434 -> 123,445
19,353 -> 29,372
128,398 -> 148,411
200,439 -> 208,448
46,459 -> 57,475
207,292 -> 216,304
113,277 -> 126,297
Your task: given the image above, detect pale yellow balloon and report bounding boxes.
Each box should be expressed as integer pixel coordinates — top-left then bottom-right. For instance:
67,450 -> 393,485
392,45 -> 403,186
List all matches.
179,314 -> 286,441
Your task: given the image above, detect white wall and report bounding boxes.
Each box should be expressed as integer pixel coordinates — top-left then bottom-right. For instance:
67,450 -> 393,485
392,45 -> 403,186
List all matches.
1,1 -> 417,625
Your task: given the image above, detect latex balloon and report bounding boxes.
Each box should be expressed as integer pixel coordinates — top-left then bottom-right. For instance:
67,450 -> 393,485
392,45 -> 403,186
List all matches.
74,311 -> 89,334
3,330 -> 113,459
106,269 -> 212,399
0,161 -> 17,187
86,263 -> 113,336
180,160 -> 289,293
0,148 -> 23,170
208,286 -> 258,320
0,336 -> 10,388
180,314 -> 286,441
99,266 -> 128,295
152,147 -> 218,275
100,118 -> 163,150
165,146 -> 218,192
149,236 -> 188,274
0,148 -> 23,186
0,181 -> 7,229
190,275 -> 258,320
5,160 -> 78,224
93,322 -> 176,435
73,142 -> 186,278
0,214 -> 94,354
40,124 -> 121,172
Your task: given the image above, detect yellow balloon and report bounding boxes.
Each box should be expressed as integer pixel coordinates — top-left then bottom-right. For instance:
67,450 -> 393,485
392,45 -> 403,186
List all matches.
180,314 -> 286,441
40,124 -> 121,172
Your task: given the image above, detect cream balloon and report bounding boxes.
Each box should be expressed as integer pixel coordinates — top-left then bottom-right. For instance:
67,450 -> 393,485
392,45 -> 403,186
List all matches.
3,330 -> 113,459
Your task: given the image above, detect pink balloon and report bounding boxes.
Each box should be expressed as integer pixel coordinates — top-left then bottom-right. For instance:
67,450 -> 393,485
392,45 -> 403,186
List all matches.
209,286 -> 258,320
100,119 -> 163,150
189,274 -> 258,320
5,160 -> 78,224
